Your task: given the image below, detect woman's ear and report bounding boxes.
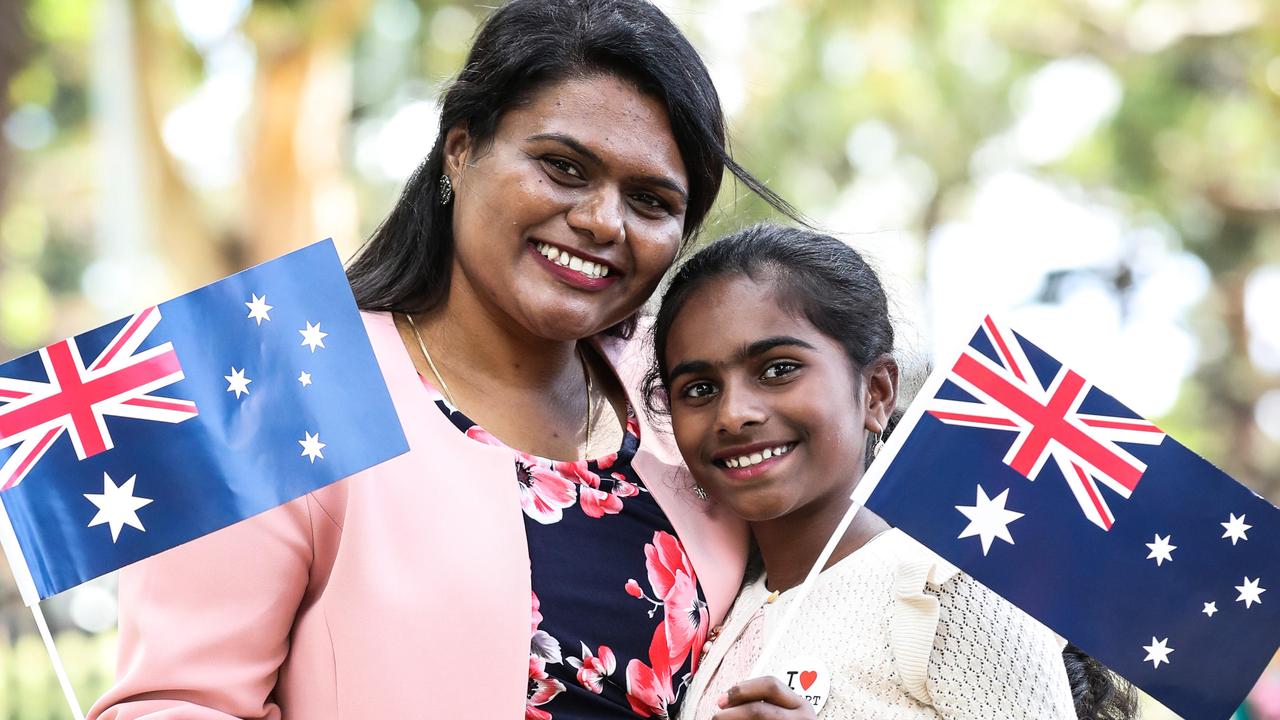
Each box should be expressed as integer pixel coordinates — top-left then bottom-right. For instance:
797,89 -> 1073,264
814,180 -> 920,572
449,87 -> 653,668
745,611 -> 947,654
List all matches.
864,357 -> 899,435
443,125 -> 473,182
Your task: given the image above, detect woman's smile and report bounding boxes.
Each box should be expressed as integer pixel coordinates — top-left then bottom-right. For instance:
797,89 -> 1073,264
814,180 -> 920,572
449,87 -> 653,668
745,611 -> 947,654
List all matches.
444,73 -> 687,341
528,240 -> 621,290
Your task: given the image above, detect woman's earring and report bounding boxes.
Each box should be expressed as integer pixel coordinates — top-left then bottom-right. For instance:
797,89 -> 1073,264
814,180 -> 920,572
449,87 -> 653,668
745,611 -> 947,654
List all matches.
871,431 -> 886,460
693,485 -> 709,501
438,174 -> 454,205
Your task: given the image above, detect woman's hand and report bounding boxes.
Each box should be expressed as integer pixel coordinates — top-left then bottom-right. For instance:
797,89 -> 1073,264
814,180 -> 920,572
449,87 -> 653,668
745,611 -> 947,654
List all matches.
712,676 -> 819,719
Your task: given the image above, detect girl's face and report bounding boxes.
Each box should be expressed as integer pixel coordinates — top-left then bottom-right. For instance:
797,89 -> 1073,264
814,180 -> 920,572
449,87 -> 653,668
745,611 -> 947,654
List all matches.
664,273 -> 894,522
443,73 -> 689,341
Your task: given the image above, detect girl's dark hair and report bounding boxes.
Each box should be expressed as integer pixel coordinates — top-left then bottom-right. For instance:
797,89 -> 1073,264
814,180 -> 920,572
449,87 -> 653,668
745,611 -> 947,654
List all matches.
645,222 -> 894,418
346,0 -> 799,336
1063,644 -> 1139,720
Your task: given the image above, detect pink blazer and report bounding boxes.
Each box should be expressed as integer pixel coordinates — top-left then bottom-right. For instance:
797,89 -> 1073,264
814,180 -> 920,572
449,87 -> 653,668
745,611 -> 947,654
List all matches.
88,311 -> 748,719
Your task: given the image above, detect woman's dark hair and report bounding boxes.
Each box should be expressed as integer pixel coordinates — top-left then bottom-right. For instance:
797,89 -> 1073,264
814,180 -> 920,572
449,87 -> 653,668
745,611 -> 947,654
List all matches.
346,0 -> 799,335
1063,644 -> 1139,720
644,223 -> 894,426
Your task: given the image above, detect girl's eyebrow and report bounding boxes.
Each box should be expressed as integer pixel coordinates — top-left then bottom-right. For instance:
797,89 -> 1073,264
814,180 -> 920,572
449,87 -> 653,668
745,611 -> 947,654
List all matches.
668,336 -> 815,380
744,336 -> 815,357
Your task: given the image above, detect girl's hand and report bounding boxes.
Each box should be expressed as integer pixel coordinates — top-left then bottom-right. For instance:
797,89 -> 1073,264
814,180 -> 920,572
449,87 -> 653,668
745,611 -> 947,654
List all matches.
712,676 -> 819,719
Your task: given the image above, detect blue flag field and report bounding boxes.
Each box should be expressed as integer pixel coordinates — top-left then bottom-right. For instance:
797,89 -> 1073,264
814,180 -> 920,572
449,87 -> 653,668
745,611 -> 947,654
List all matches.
0,239 -> 409,604
853,315 -> 1280,720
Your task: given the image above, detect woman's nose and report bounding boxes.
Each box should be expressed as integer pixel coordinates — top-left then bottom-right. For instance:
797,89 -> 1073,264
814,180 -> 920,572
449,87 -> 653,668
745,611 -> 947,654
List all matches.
566,188 -> 626,245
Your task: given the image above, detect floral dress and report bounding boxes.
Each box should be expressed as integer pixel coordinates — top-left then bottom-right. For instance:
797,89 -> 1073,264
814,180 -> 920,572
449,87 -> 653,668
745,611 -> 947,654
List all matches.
422,379 -> 709,719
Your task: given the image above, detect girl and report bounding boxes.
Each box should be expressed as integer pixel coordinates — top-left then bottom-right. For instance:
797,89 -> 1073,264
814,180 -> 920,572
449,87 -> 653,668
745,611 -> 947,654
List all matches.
647,224 -> 1137,719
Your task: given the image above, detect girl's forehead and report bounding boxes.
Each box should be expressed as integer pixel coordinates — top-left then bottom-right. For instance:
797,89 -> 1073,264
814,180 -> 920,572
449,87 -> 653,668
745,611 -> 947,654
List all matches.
668,275 -> 818,353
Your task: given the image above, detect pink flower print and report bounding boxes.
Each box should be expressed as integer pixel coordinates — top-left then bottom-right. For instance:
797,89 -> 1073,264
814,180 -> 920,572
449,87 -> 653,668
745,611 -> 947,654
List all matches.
626,414 -> 641,438
625,579 -> 644,598
530,591 -> 561,664
624,660 -> 672,718
527,655 -> 565,720
556,460 -> 632,518
567,642 -> 616,694
465,425 -> 507,448
580,486 -> 623,518
597,451 -> 619,470
641,532 -> 709,673
625,631 -> 674,718
644,531 -> 693,600
657,570 -> 707,672
517,457 -> 577,525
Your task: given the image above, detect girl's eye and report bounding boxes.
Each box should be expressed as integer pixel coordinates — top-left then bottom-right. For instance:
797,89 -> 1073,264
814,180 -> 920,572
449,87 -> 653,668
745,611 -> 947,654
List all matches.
543,157 -> 584,180
680,380 -> 718,400
762,361 -> 800,380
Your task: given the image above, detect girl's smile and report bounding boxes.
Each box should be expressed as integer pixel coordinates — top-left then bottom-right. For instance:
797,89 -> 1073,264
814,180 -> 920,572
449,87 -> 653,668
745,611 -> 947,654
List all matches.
664,273 -> 873,522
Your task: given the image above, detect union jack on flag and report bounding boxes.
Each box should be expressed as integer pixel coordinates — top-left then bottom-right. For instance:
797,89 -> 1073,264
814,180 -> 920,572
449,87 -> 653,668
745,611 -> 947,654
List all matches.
925,316 -> 1165,530
853,314 -> 1280,720
0,306 -> 199,491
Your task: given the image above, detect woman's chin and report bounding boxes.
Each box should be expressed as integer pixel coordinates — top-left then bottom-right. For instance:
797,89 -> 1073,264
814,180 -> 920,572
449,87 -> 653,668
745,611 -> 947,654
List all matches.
523,306 -> 629,342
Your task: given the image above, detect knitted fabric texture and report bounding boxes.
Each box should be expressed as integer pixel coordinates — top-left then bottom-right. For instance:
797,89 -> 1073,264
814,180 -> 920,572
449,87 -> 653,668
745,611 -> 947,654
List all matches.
681,529 -> 1075,719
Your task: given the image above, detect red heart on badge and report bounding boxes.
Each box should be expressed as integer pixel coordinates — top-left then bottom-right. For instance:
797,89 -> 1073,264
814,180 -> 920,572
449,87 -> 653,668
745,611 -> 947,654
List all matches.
799,671 -> 818,690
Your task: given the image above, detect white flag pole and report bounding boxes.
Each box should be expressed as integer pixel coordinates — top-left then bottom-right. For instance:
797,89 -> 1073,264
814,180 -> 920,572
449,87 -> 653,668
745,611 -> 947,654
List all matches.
29,601 -> 86,720
747,500 -> 862,678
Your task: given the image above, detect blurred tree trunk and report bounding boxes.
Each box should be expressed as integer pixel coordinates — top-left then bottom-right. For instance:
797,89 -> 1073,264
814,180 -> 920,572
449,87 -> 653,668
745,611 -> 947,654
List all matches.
0,0 -> 30,210
243,0 -> 372,265
90,0 -> 229,308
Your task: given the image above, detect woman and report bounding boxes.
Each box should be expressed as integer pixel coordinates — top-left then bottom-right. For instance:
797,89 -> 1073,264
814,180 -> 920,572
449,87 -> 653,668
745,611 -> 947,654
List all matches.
647,224 -> 1137,719
89,2 -> 794,718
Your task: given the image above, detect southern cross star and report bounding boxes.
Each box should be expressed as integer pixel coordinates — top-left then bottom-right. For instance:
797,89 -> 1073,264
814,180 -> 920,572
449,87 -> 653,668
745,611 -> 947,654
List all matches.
245,293 -> 273,325
955,484 -> 1024,556
84,472 -> 154,542
1221,513 -> 1251,545
1202,601 -> 1217,617
300,321 -> 328,352
1236,577 -> 1266,609
298,371 -> 312,387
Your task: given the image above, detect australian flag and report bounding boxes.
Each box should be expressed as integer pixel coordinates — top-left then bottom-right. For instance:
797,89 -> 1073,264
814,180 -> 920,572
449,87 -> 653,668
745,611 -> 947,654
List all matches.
0,240 -> 408,605
853,315 -> 1280,720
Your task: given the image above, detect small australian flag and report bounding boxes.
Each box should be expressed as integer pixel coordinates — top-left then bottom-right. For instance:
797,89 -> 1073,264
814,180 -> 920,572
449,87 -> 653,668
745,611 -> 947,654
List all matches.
854,315 -> 1280,720
0,240 -> 408,604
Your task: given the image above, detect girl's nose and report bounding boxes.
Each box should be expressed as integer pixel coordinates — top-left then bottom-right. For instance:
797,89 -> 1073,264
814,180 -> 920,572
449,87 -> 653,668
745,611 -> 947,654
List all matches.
714,383 -> 767,436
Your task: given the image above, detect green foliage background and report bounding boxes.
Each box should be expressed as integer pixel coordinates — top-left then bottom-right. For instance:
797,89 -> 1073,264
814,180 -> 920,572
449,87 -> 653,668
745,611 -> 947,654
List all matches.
0,0 -> 1277,717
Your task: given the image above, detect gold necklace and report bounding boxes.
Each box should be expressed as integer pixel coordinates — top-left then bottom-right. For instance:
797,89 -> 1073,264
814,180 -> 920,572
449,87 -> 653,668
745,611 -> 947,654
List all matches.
403,313 -> 593,454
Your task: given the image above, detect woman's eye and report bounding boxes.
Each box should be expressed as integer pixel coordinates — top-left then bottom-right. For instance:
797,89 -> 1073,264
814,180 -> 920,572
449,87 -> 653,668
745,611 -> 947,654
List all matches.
629,192 -> 669,214
680,381 -> 717,399
762,361 -> 799,380
543,157 -> 584,180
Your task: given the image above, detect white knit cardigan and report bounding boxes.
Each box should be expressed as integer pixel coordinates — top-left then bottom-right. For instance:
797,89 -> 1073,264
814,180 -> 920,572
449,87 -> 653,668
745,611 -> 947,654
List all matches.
680,529 -> 1076,719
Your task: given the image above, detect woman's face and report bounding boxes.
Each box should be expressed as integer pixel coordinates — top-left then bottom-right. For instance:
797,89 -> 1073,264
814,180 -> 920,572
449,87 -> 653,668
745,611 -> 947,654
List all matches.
443,73 -> 689,341
665,273 -> 892,523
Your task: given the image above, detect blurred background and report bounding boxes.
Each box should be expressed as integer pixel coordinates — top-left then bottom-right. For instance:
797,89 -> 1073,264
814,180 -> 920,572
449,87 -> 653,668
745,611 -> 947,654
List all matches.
0,0 -> 1277,717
